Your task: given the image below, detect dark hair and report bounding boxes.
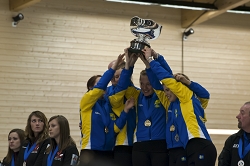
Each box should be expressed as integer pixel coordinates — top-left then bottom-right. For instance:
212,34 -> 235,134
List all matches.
87,75 -> 102,91
5,129 -> 25,164
25,111 -> 48,144
47,115 -> 76,153
140,70 -> 147,77
244,102 -> 250,116
174,73 -> 190,87
174,73 -> 190,80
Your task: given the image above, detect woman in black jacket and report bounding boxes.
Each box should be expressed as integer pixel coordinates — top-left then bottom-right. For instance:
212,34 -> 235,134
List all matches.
42,115 -> 79,166
2,129 -> 25,166
17,111 -> 50,166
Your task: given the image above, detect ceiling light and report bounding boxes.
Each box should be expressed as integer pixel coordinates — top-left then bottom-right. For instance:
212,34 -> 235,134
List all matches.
105,0 -> 217,10
106,0 -> 155,5
160,4 -> 211,10
227,6 -> 250,14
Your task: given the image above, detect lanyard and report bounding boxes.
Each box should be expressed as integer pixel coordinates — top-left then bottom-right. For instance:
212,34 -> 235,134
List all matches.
47,146 -> 58,166
24,143 -> 37,161
238,134 -> 250,159
11,154 -> 15,166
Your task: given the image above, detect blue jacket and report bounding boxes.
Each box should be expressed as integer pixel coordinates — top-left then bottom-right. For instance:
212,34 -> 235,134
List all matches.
149,60 -> 211,149
80,68 -> 128,151
106,67 -> 136,146
118,68 -> 167,142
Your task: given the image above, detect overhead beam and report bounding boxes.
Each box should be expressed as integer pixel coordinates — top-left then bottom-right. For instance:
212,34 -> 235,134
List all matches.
9,0 -> 41,11
181,0 -> 250,28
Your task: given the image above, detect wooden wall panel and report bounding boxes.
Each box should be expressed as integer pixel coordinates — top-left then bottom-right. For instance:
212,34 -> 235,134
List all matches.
0,0 -> 250,163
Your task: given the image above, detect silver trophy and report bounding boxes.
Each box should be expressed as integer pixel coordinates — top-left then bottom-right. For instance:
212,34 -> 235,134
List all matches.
129,16 -> 162,53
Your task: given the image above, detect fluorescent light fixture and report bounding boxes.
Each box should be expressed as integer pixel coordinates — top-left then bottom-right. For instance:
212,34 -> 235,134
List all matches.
160,4 -> 211,10
227,6 -> 250,14
207,129 -> 239,135
106,0 -> 155,5
105,0 -> 217,10
227,10 -> 250,14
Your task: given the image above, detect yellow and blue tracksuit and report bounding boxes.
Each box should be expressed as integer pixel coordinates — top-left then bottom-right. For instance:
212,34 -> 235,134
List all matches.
118,68 -> 168,142
80,68 -> 128,151
122,68 -> 170,166
148,60 -> 211,149
155,54 -> 209,110
105,67 -> 136,146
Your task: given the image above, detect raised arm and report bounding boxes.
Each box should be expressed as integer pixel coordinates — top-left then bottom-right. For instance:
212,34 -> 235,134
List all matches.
174,73 -> 210,109
143,47 -> 193,103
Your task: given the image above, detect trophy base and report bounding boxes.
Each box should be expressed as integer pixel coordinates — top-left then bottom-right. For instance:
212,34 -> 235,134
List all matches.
129,40 -> 150,54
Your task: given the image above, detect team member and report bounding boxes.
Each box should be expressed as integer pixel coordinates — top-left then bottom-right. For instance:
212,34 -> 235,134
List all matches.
79,53 -> 135,166
147,49 -> 210,166
107,50 -> 138,166
143,47 -> 216,166
42,115 -> 79,166
17,111 -> 50,166
218,102 -> 250,166
115,54 -> 169,166
2,129 -> 25,166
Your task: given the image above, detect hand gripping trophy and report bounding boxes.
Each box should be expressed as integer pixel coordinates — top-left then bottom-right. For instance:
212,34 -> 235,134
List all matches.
129,16 -> 162,53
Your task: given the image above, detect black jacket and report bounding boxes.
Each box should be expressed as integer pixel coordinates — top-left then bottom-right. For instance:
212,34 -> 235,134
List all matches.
42,145 -> 79,166
218,129 -> 250,166
16,138 -> 50,166
2,151 -> 19,166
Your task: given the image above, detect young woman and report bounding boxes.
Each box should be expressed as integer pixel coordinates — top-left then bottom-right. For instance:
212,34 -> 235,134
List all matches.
42,115 -> 79,166
79,53 -> 135,166
2,129 -> 25,166
143,47 -> 217,166
17,111 -> 50,166
106,52 -> 138,166
114,52 -> 169,166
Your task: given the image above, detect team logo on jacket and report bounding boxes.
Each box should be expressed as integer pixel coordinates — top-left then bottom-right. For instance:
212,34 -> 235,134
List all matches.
55,152 -> 63,161
175,109 -> 178,118
32,144 -> 40,154
110,113 -> 116,120
154,100 -> 161,108
181,157 -> 186,161
199,155 -> 204,160
233,144 -> 239,148
70,154 -> 79,165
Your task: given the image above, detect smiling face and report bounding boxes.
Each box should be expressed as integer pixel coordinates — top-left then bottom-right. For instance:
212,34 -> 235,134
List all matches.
8,132 -> 21,152
30,115 -> 44,137
236,103 -> 250,132
163,85 -> 177,102
139,74 -> 154,97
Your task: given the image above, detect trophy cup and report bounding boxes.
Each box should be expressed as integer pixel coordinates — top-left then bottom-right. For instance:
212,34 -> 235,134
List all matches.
129,16 -> 162,53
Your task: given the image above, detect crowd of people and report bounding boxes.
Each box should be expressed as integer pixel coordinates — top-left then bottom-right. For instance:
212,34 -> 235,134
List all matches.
1,47 -> 250,166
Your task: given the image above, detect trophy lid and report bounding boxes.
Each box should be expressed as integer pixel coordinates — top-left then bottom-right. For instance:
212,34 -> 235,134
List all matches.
130,16 -> 162,41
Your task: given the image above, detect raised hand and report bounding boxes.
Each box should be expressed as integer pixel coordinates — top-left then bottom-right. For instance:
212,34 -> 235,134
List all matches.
124,97 -> 135,113
111,53 -> 125,70
174,73 -> 191,86
141,47 -> 152,61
